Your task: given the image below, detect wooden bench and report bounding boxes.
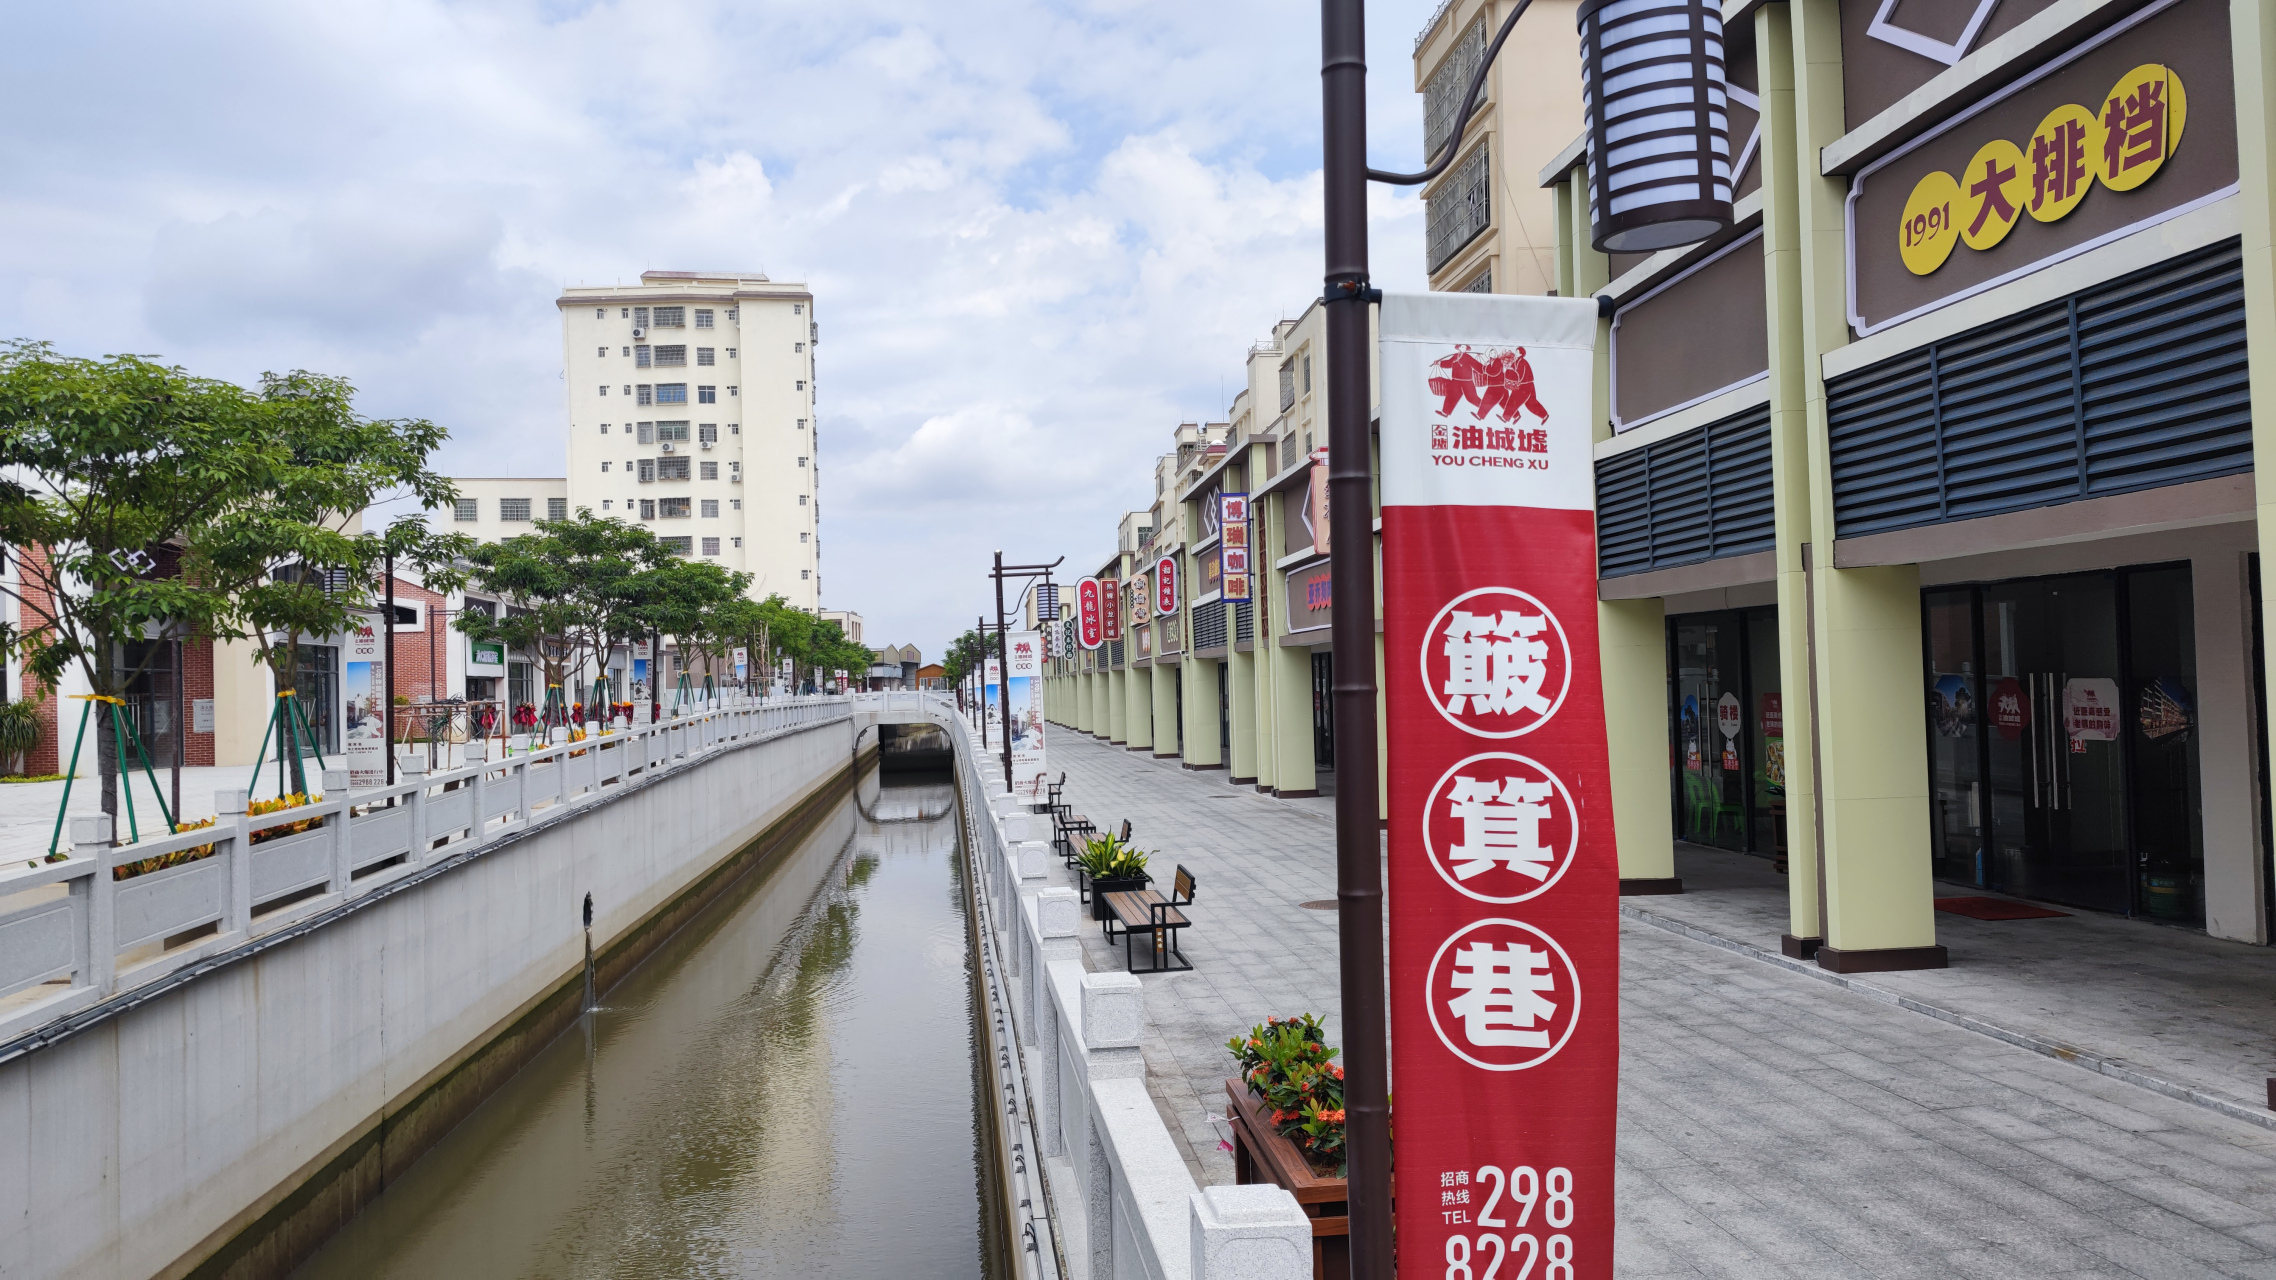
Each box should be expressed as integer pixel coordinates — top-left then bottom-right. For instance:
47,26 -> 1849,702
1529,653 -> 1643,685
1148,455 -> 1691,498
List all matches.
1103,863 -> 1196,973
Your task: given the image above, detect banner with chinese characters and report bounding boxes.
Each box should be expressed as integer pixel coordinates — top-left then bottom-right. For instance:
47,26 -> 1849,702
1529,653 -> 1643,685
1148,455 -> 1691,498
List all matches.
1078,577 -> 1105,650
1006,630 -> 1047,797
1220,492 -> 1251,601
1379,292 -> 1614,1279
345,619 -> 386,789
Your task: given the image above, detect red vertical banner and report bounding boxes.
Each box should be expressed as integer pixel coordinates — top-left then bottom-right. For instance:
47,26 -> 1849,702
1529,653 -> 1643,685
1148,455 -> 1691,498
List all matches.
1156,555 -> 1179,615
1378,292 -> 1614,1279
1078,578 -> 1104,650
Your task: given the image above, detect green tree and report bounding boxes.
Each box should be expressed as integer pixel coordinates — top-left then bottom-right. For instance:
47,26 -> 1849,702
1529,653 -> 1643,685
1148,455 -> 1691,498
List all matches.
456,510 -> 669,725
625,556 -> 749,710
0,343 -> 466,823
940,628 -> 989,688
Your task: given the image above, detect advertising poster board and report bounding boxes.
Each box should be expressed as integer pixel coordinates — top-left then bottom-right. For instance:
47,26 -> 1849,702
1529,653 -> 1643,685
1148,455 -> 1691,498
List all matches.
1006,630 -> 1047,798
983,657 -> 1005,748
1379,292 -> 1615,1278
1078,578 -> 1105,649
1156,555 -> 1180,615
345,619 -> 386,789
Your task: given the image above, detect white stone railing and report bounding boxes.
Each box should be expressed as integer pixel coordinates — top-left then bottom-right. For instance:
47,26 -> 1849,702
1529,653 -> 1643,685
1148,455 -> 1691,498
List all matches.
954,724 -> 1313,1280
0,695 -> 851,1051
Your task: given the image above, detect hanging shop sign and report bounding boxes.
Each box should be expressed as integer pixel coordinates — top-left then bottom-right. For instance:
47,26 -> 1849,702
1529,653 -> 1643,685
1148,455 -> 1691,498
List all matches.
1379,291 -> 1615,1277
1220,495 -> 1252,602
1285,560 -> 1334,633
1308,450 -> 1332,556
1077,577 -> 1105,650
1100,579 -> 1123,643
1131,570 -> 1152,622
1156,556 -> 1179,615
470,641 -> 505,671
1851,0 -> 2235,333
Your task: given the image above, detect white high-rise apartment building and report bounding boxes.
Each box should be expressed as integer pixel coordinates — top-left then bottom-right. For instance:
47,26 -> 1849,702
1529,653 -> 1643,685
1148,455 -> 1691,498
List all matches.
556,270 -> 821,608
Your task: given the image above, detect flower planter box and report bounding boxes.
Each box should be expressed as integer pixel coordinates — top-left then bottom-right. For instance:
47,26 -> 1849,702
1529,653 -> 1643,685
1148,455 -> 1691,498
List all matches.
1225,1078 -> 1370,1280
1088,873 -> 1150,919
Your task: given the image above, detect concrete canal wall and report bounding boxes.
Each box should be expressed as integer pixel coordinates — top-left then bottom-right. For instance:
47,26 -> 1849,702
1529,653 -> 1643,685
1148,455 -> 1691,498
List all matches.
0,700 -> 866,1280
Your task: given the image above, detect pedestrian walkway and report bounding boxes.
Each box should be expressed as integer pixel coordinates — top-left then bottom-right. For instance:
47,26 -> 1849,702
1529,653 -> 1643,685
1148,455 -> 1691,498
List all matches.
1047,729 -> 2276,1277
0,766 -> 238,865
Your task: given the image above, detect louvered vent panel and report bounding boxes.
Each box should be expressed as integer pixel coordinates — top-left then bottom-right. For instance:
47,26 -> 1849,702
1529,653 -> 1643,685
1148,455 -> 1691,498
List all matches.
1193,601 -> 1226,651
1594,449 -> 1653,576
1646,429 -> 1712,565
1706,405 -> 1775,554
2078,243 -> 2250,495
1828,238 -> 2250,538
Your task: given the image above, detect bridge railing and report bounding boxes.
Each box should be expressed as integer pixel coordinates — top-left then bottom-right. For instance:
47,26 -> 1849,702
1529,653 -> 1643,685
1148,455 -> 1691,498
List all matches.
0,696 -> 852,1052
953,723 -> 1314,1280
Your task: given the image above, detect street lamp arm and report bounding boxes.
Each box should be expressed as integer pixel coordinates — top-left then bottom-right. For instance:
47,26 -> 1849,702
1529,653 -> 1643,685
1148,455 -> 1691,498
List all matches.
1364,0 -> 1533,187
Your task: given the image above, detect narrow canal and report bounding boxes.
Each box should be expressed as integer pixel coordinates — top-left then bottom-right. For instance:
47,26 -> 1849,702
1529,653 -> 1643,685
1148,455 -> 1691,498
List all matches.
295,766 -> 1010,1279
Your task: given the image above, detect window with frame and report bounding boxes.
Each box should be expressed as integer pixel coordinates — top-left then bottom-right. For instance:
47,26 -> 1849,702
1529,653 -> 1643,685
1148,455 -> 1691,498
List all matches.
600,423 -> 610,434
603,500 -> 612,511
599,386 -> 610,396
454,498 -> 479,522
656,384 -> 687,404
698,423 -> 717,444
795,342 -> 804,352
1302,352 -> 1312,393
725,348 -> 737,359
730,423 -> 740,434
548,498 -> 567,520
636,346 -> 652,368
659,497 -> 691,518
639,499 -> 656,520
633,307 -> 649,328
727,307 -> 737,320
1279,359 -> 1296,411
653,345 -> 686,367
637,385 -> 654,406
729,386 -> 738,396
702,537 -> 720,555
637,422 -> 655,443
701,499 -> 719,517
595,308 -> 605,319
653,306 -> 685,327
801,569 -> 810,579
793,304 -> 803,314
798,456 -> 807,468
658,456 -> 691,481
662,536 -> 692,555
800,531 -> 809,542
638,459 -> 657,483
731,499 -> 742,510
698,386 -> 717,403
700,462 -> 718,480
797,419 -> 806,430
697,347 -> 715,366
694,309 -> 714,328
500,498 -> 532,522
656,421 -> 689,442
602,461 -> 612,472
597,346 -> 608,357
732,537 -> 742,547
799,494 -> 808,505
795,381 -> 804,391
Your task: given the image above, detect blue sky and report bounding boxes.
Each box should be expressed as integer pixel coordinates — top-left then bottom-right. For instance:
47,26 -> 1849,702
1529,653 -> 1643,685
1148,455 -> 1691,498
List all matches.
0,0 -> 1444,655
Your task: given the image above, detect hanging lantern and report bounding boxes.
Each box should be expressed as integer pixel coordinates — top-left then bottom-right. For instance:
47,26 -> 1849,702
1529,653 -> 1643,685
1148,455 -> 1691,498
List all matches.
1578,0 -> 1734,253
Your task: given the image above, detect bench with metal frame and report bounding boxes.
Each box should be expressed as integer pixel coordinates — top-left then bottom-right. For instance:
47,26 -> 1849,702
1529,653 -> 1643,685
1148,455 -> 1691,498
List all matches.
1102,863 -> 1196,973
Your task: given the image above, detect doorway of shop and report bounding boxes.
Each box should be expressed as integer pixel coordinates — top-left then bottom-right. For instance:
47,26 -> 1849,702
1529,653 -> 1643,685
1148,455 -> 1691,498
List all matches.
1217,661 -> 1230,756
1668,609 -> 1785,860
1923,565 -> 2204,925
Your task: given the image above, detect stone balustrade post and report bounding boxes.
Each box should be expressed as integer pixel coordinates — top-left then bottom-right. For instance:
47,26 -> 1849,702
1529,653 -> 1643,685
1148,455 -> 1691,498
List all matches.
1031,889 -> 1079,1066
467,743 -> 490,845
75,814 -> 115,993
323,768 -> 350,890
217,789 -> 251,932
1190,1185 -> 1314,1280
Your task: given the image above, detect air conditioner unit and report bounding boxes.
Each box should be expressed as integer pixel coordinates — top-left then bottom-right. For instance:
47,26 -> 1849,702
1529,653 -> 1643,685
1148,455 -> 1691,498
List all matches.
731,473 -> 742,483
660,441 -> 675,452
700,440 -> 713,450
631,327 -> 645,338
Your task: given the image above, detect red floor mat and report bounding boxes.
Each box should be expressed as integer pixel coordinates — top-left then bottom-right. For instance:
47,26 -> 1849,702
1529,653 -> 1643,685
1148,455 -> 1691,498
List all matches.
1934,896 -> 2071,921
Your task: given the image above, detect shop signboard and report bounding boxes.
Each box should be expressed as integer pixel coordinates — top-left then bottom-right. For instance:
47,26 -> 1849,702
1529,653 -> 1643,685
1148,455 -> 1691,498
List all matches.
345,620 -> 386,789
1078,577 -> 1105,650
1006,631 -> 1047,797
1308,451 -> 1331,555
1849,0 -> 2235,334
1101,579 -> 1122,642
1220,497 -> 1252,602
1199,548 -> 1224,598
1378,292 -> 1615,1278
1285,559 -> 1334,633
1156,555 -> 1179,615
1131,570 -> 1152,622
470,641 -> 505,674
733,646 -> 748,681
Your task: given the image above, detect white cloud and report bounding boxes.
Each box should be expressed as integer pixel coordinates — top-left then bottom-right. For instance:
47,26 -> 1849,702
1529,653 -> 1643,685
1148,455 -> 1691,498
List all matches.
0,0 -> 1450,654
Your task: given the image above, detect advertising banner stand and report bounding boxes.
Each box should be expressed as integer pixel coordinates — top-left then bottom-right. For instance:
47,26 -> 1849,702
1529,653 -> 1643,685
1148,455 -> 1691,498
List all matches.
1005,630 -> 1047,799
1379,292 -> 1616,1278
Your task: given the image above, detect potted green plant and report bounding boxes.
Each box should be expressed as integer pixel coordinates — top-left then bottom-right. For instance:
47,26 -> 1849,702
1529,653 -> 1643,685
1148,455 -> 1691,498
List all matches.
1077,831 -> 1151,919
0,697 -> 41,777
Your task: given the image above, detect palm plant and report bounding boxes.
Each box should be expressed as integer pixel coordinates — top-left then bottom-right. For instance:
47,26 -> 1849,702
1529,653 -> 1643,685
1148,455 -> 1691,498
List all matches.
0,696 -> 41,776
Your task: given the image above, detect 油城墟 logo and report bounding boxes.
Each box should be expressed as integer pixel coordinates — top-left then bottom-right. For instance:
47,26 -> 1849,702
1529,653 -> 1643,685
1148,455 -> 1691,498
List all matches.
1428,345 -> 1552,457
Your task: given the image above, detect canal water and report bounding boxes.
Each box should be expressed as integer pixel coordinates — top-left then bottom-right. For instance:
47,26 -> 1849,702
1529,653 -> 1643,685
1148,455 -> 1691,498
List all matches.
295,767 -> 1010,1279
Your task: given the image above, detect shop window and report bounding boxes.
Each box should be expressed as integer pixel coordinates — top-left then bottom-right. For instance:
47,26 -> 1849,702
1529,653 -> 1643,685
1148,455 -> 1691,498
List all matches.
1668,606 -> 1782,859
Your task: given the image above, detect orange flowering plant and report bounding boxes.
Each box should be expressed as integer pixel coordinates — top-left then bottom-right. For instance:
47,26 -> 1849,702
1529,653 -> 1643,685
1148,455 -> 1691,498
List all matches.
1226,1013 -> 1347,1174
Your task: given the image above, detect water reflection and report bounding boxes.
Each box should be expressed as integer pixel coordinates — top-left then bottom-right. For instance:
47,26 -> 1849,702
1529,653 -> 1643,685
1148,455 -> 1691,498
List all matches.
295,770 -> 1004,1279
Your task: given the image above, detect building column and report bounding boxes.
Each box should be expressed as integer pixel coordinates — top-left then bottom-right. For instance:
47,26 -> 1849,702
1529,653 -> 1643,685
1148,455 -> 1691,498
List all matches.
2197,551 -> 2268,942
1181,656 -> 1223,768
1758,0 -> 1826,952
1268,644 -> 1318,797
1152,661 -> 1181,758
1126,665 -> 1154,752
1107,668 -> 1126,743
1790,0 -> 1941,971
1600,599 -> 1677,891
1227,648 -> 1259,783
2231,0 -> 2276,944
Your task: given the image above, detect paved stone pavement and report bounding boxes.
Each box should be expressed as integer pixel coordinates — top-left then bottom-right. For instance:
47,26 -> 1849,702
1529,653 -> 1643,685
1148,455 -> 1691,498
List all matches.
1049,727 -> 2276,1277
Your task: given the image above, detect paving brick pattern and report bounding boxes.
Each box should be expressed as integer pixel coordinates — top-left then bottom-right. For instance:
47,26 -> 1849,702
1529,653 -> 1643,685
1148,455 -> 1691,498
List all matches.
1049,729 -> 2276,1278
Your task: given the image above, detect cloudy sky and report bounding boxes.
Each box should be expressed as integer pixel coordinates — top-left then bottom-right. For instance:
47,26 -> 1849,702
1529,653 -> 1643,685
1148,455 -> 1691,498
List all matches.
1,0 -> 1444,655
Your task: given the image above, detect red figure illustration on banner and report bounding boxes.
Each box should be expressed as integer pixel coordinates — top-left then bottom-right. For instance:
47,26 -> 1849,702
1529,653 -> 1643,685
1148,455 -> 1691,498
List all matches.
1428,344 -> 1553,424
